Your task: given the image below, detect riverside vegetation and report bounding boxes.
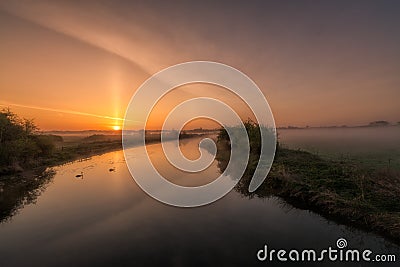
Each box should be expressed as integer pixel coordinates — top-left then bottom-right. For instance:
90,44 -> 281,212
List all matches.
0,109 -> 127,175
216,120 -> 400,245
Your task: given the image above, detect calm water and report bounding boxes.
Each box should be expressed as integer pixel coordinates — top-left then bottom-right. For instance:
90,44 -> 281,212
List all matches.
0,136 -> 399,266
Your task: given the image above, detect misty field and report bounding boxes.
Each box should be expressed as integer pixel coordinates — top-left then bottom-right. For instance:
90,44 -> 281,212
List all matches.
278,127 -> 400,171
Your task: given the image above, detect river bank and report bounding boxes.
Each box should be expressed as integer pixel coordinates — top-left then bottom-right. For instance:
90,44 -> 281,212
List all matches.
217,138 -> 400,245
0,132 -> 203,175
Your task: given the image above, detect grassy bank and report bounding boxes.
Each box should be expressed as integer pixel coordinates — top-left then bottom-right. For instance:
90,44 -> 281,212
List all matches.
0,135 -> 122,175
37,132 -> 200,168
1,132 -> 200,175
216,122 -> 400,245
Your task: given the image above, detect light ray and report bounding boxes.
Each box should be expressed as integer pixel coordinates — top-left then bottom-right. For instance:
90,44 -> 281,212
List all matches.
0,102 -> 140,123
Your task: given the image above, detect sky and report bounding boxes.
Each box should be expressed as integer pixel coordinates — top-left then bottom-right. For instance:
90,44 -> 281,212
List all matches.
0,0 -> 399,130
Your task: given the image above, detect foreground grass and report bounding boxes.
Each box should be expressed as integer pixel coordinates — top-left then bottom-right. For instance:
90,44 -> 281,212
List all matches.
217,134 -> 400,245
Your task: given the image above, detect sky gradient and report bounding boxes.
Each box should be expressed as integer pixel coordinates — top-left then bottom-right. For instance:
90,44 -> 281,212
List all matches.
1,0 -> 399,130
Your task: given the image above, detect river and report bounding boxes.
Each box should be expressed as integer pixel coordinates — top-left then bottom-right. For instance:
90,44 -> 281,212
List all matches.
0,135 -> 399,266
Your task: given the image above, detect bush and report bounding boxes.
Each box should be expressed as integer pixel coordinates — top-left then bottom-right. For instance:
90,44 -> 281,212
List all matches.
34,135 -> 55,156
0,109 -> 56,169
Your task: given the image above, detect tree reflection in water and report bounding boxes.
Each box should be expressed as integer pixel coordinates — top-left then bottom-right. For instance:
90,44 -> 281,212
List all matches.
0,169 -> 56,222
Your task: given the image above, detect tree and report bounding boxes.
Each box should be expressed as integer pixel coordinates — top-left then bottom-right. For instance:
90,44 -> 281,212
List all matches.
0,109 -> 54,170
0,109 -> 24,144
22,118 -> 38,135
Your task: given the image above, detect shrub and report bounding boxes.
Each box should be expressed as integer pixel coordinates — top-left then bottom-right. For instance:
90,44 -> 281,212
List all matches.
0,109 -> 56,169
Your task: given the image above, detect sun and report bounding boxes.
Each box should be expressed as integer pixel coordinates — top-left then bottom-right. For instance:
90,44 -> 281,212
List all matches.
112,125 -> 121,131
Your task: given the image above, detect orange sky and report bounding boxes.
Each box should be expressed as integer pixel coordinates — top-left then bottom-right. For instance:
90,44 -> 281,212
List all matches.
1,1 -> 399,130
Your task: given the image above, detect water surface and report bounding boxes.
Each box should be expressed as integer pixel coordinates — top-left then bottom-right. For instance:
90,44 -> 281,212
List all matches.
0,137 -> 399,266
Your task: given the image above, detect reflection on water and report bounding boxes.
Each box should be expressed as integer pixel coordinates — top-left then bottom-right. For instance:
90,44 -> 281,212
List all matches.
0,169 -> 55,223
146,137 -> 220,187
0,136 -> 399,266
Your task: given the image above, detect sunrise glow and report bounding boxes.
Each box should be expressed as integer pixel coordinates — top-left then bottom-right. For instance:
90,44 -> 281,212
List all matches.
1,0 -> 399,130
